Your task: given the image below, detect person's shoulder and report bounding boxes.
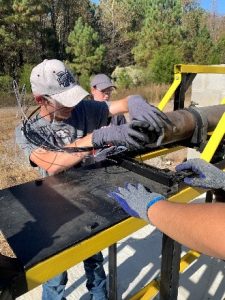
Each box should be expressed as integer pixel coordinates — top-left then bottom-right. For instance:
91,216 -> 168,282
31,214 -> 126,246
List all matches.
82,99 -> 108,107
15,123 -> 23,137
76,99 -> 108,111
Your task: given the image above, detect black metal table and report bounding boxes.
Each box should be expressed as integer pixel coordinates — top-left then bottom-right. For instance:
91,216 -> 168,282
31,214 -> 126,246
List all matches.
0,161 -> 172,299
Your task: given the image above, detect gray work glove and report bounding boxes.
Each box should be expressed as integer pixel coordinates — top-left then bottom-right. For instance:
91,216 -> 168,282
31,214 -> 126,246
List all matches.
176,158 -> 225,190
92,121 -> 151,150
128,95 -> 172,145
128,95 -> 170,132
109,183 -> 165,222
94,146 -> 127,162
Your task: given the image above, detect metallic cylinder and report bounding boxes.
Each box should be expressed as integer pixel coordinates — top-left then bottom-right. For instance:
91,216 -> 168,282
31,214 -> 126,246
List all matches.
197,105 -> 225,131
160,104 -> 225,146
163,110 -> 196,144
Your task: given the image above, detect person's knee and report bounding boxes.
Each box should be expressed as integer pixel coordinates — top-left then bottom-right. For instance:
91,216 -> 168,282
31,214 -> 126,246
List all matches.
84,252 -> 104,266
45,272 -> 68,287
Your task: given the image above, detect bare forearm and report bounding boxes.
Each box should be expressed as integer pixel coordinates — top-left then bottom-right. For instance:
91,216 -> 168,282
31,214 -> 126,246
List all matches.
148,201 -> 225,259
30,134 -> 93,174
109,97 -> 128,115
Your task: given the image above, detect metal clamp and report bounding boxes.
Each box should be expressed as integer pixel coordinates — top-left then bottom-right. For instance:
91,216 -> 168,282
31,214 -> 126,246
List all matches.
185,106 -> 208,151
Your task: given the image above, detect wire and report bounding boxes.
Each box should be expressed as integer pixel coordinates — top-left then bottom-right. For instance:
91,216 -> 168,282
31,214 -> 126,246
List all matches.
13,84 -> 124,156
21,106 -> 111,153
13,80 -> 28,121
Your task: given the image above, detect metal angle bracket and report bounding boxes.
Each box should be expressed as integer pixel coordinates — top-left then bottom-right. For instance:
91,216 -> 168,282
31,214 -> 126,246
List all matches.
114,156 -> 192,195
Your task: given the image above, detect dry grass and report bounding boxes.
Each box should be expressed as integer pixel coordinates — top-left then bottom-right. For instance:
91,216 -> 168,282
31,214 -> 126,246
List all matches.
0,231 -> 16,257
0,107 -> 39,190
112,83 -> 170,104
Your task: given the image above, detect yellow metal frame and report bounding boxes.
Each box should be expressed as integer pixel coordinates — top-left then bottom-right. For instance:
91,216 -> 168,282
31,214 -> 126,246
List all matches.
157,73 -> 182,111
137,63 -> 225,164
158,64 -> 225,111
132,64 -> 225,299
175,64 -> 225,74
26,218 -> 146,290
136,146 -> 184,161
200,112 -> 225,162
139,63 -> 225,163
131,114 -> 225,299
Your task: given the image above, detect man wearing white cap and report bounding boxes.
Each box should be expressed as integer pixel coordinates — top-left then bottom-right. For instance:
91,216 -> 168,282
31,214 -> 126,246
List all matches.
90,73 -> 126,126
16,59 -> 168,300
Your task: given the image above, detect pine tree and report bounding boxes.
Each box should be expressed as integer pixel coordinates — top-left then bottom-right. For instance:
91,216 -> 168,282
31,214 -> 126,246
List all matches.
97,0 -> 144,71
132,0 -> 183,67
66,17 -> 105,89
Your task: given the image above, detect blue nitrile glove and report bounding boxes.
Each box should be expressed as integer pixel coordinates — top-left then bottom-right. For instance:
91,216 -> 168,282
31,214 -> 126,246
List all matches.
92,121 -> 151,150
109,183 -> 165,222
176,158 -> 225,190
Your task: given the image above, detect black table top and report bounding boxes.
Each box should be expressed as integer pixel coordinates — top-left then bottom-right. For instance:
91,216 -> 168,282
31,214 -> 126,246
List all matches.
0,161 -> 170,269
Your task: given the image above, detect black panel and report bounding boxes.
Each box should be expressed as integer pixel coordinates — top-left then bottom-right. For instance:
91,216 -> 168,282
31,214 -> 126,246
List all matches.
0,162 -> 171,269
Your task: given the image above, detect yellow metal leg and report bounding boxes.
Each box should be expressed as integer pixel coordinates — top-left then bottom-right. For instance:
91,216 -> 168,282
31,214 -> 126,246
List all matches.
136,146 -> 184,161
129,250 -> 200,300
220,97 -> 225,105
200,112 -> 225,162
158,73 -> 182,111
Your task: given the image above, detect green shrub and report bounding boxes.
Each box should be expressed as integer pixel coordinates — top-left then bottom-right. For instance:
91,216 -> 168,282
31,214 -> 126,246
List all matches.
19,64 -> 34,93
112,67 -> 137,88
150,45 -> 183,84
116,69 -> 133,89
78,72 -> 91,92
0,75 -> 13,92
112,65 -> 152,88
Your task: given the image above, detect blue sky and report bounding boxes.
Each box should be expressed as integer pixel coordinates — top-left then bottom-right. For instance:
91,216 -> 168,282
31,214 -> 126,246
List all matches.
200,0 -> 225,15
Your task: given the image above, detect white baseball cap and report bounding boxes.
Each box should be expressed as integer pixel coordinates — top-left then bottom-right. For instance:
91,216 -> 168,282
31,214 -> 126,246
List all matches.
30,59 -> 89,107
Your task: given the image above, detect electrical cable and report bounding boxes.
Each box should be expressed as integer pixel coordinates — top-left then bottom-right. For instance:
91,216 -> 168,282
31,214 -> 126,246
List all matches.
13,82 -> 127,156
21,104 -> 113,153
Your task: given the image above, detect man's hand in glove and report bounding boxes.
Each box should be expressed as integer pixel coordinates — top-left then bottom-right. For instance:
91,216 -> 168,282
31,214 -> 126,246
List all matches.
92,120 -> 151,150
176,158 -> 225,190
128,95 -> 172,145
109,183 -> 165,222
128,95 -> 170,131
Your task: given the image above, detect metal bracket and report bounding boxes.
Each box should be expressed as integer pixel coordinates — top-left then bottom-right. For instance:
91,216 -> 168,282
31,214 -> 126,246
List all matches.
184,106 -> 208,151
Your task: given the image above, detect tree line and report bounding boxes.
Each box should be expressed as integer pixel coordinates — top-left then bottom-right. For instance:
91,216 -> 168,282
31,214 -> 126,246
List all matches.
1,0 -> 225,93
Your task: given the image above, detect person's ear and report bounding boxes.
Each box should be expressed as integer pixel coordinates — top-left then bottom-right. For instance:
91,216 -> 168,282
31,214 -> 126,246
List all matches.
91,87 -> 96,93
34,95 -> 46,105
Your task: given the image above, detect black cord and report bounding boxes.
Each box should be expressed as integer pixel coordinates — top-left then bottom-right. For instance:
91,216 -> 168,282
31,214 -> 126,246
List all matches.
21,106 -> 110,153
